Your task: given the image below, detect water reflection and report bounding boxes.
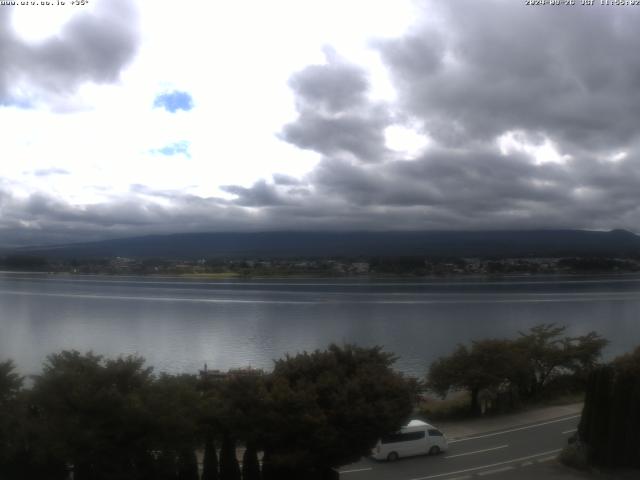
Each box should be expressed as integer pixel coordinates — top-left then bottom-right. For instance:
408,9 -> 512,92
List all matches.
1,273 -> 639,376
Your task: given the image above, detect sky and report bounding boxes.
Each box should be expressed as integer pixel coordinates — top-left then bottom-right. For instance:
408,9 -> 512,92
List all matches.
2,0 -> 640,247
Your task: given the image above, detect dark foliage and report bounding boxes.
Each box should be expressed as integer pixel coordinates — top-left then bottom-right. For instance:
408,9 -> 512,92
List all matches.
177,448 -> 199,480
201,434 -> 219,480
427,324 -> 607,415
262,344 -> 415,475
219,433 -> 241,480
241,442 -> 261,480
578,347 -> 640,468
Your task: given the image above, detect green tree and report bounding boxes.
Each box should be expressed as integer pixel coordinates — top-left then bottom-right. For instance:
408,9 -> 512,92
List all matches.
516,324 -> 607,398
427,325 -> 608,415
427,340 -> 524,415
30,351 -> 156,480
241,442 -> 261,480
219,433 -> 241,480
145,373 -> 201,479
0,360 -> 26,479
578,346 -> 640,468
261,344 -> 415,478
201,433 -> 219,480
177,447 -> 199,480
0,360 -> 22,402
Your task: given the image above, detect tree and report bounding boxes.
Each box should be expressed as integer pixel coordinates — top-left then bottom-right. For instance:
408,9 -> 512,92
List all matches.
219,432 -> 241,480
0,360 -> 22,403
177,447 -> 199,480
427,340 -> 524,415
261,344 -> 415,478
201,433 -> 219,480
29,351 -> 156,480
146,373 -> 201,480
578,347 -> 640,469
0,360 -> 27,480
199,369 -> 266,480
427,325 -> 607,414
241,442 -> 261,480
516,324 -> 607,398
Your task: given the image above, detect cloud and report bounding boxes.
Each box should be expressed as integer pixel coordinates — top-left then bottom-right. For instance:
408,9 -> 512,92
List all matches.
288,48 -> 369,114
272,173 -> 302,186
220,180 -> 288,207
0,0 -> 139,107
7,0 -> 640,246
375,1 -> 640,152
280,51 -> 392,163
32,168 -> 70,177
153,90 -> 194,113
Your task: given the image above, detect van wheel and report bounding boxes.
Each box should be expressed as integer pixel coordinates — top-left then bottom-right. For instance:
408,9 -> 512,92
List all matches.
387,452 -> 399,462
429,446 -> 441,455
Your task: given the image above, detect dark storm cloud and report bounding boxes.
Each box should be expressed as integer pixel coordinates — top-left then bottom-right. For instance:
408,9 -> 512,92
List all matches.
272,173 -> 302,186
281,108 -> 391,162
0,0 -> 139,106
264,0 -> 640,234
221,180 -> 289,207
0,184 -> 258,247
376,1 -> 640,151
280,52 -> 392,162
288,50 -> 369,114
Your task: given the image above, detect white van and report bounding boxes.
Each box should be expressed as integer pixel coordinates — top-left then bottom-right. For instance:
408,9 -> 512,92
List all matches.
371,419 -> 448,461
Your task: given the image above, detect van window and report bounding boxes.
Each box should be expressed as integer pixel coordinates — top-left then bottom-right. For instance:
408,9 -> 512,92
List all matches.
381,431 -> 426,444
428,429 -> 443,437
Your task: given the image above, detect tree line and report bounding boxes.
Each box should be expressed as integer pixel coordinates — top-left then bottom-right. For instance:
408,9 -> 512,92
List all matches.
426,324 -> 608,415
0,324 -> 614,479
0,345 -> 417,480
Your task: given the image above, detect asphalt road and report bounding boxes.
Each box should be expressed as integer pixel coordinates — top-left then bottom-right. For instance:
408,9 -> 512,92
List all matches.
338,414 -> 580,480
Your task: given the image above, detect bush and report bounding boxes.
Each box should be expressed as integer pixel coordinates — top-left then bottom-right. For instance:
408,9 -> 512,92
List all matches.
559,444 -> 589,471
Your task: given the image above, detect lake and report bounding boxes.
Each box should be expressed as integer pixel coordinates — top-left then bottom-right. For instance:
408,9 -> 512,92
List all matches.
1,272 -> 639,377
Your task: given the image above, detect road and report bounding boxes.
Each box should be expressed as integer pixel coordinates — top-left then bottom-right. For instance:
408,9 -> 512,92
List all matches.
339,414 -> 579,480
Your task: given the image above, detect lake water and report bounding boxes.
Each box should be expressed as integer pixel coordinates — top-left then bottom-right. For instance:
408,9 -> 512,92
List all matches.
1,272 -> 639,377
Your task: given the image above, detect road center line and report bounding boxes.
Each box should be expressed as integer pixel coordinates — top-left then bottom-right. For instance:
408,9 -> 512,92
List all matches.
448,415 -> 580,443
562,428 -> 577,434
409,449 -> 561,480
445,445 -> 509,459
340,467 -> 373,474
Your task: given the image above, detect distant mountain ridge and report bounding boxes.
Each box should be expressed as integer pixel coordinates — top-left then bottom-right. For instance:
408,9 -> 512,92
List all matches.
12,229 -> 640,259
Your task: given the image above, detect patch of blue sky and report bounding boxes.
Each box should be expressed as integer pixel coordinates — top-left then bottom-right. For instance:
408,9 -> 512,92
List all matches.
153,90 -> 194,112
154,141 -> 191,158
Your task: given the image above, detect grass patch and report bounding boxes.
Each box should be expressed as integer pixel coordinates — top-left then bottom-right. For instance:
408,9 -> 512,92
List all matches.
539,392 -> 585,407
417,392 -> 472,421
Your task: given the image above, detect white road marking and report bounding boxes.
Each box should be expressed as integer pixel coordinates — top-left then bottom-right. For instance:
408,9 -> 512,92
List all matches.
444,445 -> 509,459
340,467 -> 373,474
478,466 -> 514,476
562,428 -> 577,434
536,455 -> 557,463
448,415 -> 580,443
409,449 -> 562,480
521,461 -> 533,466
